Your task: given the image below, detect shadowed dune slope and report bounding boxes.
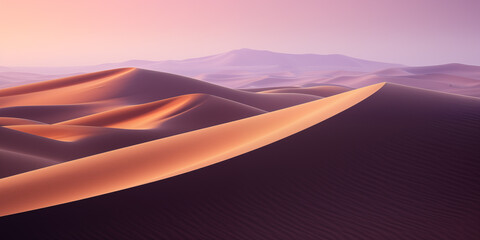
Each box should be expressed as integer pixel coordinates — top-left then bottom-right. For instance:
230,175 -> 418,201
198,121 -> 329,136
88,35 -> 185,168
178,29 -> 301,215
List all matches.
0,83 -> 479,239
4,125 -> 117,142
0,93 -> 267,171
0,150 -> 58,178
56,94 -> 266,130
0,104 -> 109,124
0,117 -> 45,126
0,83 -> 383,217
0,68 -> 319,112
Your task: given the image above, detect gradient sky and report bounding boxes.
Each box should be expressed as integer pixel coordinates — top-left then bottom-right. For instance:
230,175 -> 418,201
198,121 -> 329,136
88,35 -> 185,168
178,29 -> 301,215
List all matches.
1,0 -> 479,66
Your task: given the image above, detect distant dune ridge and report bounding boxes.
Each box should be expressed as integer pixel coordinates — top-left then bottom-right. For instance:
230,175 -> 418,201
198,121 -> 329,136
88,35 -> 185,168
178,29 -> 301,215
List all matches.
0,67 -> 479,239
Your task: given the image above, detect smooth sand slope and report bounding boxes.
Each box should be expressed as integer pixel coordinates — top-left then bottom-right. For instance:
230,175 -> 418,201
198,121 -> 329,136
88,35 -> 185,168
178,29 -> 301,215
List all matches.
0,67 -> 318,112
0,83 -> 383,218
0,93 -> 266,177
56,94 -> 266,130
0,68 -> 321,176
0,117 -> 45,126
0,83 -> 478,240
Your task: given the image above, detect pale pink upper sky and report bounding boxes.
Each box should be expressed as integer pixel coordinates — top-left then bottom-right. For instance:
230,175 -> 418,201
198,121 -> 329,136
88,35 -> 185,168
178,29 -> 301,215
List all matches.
1,0 -> 479,66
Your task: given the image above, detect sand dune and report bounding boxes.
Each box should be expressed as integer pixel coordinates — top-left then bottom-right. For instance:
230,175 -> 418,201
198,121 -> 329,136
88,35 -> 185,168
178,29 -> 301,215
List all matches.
0,104 -> 110,123
0,149 -> 58,178
1,82 -> 479,239
0,72 -> 74,89
0,64 -> 479,240
0,83 -> 382,217
0,74 -> 272,169
0,68 -> 318,164
0,93 -> 267,164
0,68 -> 319,112
1,69 -> 300,174
4,124 -> 116,142
57,93 -> 266,130
1,83 -> 478,239
0,127 -> 68,161
5,93 -> 265,143
0,117 -> 45,126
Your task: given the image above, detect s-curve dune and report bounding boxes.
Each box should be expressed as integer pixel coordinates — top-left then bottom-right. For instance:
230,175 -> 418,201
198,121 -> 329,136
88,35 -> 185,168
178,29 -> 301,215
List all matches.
0,67 -> 319,112
0,69 -> 321,177
0,83 -> 383,218
0,68 -> 479,239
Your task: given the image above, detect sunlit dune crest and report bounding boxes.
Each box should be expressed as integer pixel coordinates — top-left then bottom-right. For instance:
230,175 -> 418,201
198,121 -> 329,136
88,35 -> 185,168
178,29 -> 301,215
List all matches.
0,83 -> 383,217
0,67 -> 479,239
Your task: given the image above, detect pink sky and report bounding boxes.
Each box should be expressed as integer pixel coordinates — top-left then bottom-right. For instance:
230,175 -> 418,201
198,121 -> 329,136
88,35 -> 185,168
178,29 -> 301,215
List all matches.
1,0 -> 479,66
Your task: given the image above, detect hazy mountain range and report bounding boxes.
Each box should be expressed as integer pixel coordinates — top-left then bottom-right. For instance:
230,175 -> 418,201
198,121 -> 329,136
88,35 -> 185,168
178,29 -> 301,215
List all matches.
1,49 -> 480,97
0,49 -> 401,87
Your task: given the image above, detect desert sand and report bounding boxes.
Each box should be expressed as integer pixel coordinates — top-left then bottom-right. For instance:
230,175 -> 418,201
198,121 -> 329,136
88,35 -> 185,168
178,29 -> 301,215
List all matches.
0,68 -> 479,239
0,68 -> 320,171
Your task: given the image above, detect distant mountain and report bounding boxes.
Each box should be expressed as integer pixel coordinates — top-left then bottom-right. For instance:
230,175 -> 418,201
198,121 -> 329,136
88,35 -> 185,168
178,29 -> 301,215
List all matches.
0,49 -> 402,76
3,50 -> 480,97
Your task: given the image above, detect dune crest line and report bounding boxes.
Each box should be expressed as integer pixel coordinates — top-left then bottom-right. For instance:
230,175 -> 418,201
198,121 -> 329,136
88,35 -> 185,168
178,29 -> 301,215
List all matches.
0,83 -> 383,217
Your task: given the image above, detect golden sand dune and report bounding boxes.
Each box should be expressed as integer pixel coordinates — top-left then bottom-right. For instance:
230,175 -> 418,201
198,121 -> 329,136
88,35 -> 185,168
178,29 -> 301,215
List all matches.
5,94 -> 266,142
0,104 -> 110,124
0,93 -> 267,169
4,124 -> 114,142
57,93 -> 266,130
0,68 -> 132,108
1,68 -> 479,240
0,68 -> 319,112
0,83 -> 383,217
0,68 -> 316,175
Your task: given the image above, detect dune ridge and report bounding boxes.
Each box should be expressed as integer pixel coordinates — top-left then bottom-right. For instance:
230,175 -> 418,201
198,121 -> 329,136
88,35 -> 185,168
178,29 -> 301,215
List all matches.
0,68 -> 319,113
1,65 -> 479,239
56,93 -> 266,130
0,83 -> 478,240
0,93 -> 268,166
0,68 -> 322,173
0,83 -> 383,217
5,94 -> 267,142
0,117 -> 45,126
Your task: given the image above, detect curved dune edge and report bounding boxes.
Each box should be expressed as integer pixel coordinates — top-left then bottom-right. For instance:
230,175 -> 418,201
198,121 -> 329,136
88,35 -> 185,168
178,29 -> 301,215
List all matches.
0,117 -> 46,126
0,83 -> 384,217
4,125 -> 115,142
55,94 -> 205,129
0,68 -> 134,98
